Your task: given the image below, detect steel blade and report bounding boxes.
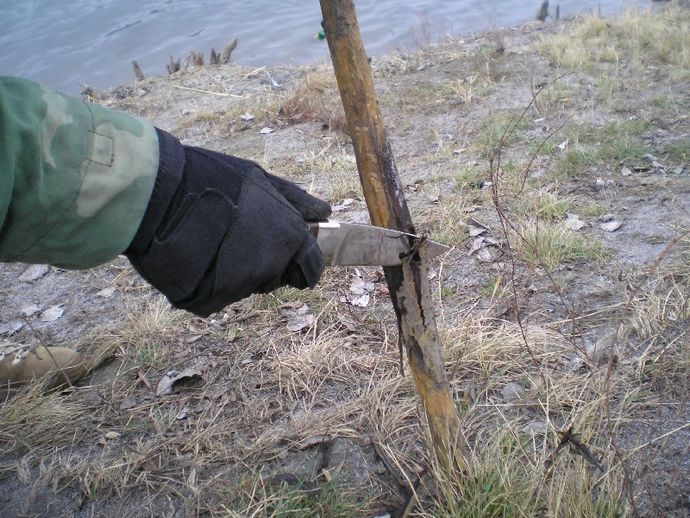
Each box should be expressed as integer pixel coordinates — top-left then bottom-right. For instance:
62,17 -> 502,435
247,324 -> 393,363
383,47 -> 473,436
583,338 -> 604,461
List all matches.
309,221 -> 450,267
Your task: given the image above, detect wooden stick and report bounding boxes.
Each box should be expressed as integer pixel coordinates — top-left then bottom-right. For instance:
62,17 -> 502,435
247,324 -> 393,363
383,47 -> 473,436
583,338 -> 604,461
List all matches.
319,0 -> 468,474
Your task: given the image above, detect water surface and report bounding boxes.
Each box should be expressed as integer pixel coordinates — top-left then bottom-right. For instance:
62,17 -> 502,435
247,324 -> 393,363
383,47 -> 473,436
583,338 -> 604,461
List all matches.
1,0 -> 632,93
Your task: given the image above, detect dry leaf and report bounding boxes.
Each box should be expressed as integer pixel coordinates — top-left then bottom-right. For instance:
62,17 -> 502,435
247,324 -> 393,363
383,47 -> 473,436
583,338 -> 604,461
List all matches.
259,126 -> 274,134
0,320 -> 24,336
298,434 -> 331,449
137,369 -> 153,390
477,248 -> 497,263
287,313 -> 316,332
96,287 -> 116,298
345,293 -> 370,307
342,270 -> 373,307
468,236 -> 486,255
20,304 -> 40,317
156,367 -> 204,396
468,225 -> 487,237
39,305 -> 64,322
564,213 -> 586,231
19,264 -> 50,282
348,275 -> 367,295
280,302 -> 316,332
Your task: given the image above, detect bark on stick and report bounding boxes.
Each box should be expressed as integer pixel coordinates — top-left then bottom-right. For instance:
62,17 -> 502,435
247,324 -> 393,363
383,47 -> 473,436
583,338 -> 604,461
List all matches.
319,0 -> 468,474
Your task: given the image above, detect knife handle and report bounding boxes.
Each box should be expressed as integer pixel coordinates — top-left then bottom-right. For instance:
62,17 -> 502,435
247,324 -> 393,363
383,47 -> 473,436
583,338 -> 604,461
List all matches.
307,221 -> 319,238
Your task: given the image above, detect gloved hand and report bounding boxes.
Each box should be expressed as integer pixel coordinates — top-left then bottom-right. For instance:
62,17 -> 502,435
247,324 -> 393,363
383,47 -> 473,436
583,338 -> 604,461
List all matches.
125,129 -> 331,317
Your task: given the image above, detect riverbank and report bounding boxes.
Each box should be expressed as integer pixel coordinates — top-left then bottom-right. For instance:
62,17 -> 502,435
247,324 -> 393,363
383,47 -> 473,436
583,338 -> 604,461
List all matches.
1,4 -> 689,516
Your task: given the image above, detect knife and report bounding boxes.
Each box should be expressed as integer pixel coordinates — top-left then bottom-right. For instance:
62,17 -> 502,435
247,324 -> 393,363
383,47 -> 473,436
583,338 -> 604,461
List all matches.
308,220 -> 450,267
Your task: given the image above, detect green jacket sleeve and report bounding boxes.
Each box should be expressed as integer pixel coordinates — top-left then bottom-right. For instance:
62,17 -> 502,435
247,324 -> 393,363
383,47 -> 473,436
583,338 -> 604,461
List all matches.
0,76 -> 158,269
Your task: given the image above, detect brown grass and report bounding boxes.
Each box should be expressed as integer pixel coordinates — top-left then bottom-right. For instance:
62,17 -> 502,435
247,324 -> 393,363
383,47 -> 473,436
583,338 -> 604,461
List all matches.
280,70 -> 348,132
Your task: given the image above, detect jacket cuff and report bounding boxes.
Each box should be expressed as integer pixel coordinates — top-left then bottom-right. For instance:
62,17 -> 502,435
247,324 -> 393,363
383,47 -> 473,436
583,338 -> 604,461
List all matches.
127,128 -> 185,254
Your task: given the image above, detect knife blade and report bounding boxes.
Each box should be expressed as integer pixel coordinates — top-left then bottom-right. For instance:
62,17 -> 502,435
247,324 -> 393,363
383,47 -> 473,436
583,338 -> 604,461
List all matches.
308,220 -> 450,267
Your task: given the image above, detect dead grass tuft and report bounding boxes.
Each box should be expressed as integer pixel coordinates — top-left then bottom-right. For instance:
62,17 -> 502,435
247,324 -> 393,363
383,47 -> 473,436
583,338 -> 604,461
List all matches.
280,71 -> 348,132
514,220 -> 605,271
542,3 -> 690,76
514,187 -> 571,221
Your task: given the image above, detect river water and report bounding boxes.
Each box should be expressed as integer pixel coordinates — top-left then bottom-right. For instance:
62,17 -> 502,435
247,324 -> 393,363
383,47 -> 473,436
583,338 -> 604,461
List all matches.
2,0 -> 635,94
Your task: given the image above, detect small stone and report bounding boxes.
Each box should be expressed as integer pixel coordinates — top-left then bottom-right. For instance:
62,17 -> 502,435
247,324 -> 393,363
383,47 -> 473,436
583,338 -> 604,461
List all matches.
104,431 -> 120,440
600,220 -> 622,232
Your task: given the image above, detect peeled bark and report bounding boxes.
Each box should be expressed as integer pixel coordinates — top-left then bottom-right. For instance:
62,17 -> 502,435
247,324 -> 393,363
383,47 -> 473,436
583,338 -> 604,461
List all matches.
319,0 -> 468,474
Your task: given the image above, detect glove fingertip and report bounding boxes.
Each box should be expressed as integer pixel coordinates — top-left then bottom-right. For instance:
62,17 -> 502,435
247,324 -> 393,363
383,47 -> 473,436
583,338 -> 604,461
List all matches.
303,198 -> 333,222
284,235 -> 325,289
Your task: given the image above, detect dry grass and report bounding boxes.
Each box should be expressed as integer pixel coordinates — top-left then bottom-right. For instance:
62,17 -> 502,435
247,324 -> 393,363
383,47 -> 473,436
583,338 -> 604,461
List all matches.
542,2 -> 690,77
514,187 -> 571,221
3,6 -> 690,517
280,70 -> 347,132
320,154 -> 361,202
513,220 -> 605,271
625,234 -> 690,387
532,80 -> 572,118
1,252 -> 687,516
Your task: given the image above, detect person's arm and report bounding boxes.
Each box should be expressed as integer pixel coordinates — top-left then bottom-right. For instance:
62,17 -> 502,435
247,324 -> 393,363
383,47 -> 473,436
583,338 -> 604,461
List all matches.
0,76 -> 158,268
0,77 -> 331,316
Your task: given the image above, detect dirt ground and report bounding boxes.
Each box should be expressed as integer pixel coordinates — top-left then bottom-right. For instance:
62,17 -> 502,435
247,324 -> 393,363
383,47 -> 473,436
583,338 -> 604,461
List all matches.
1,4 -> 689,517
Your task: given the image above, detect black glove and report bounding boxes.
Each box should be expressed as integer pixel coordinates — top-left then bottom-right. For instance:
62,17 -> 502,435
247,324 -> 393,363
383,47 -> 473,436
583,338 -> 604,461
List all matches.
125,129 -> 331,317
